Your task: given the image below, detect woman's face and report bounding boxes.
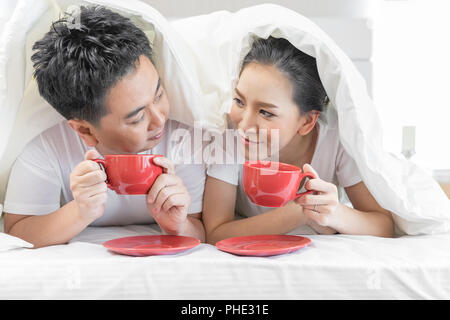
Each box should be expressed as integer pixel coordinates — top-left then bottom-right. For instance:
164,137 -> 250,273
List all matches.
230,62 -> 307,160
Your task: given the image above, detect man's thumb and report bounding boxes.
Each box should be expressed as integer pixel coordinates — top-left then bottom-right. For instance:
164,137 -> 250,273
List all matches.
85,149 -> 102,161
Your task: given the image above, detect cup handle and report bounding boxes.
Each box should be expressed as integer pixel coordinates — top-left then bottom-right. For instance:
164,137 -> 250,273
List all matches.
294,172 -> 316,199
92,158 -> 111,188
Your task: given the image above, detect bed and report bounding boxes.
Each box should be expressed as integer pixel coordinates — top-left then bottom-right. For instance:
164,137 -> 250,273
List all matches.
1,217 -> 449,300
1,0 -> 450,301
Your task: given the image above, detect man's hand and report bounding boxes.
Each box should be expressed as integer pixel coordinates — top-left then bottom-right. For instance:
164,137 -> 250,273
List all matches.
146,157 -> 191,235
69,149 -> 108,222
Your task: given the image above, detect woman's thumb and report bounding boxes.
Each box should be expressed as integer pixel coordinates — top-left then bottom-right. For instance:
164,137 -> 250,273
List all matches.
303,163 -> 319,179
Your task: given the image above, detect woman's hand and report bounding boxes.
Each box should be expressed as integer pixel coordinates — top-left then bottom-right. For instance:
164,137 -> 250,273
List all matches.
294,164 -> 342,230
146,157 -> 191,235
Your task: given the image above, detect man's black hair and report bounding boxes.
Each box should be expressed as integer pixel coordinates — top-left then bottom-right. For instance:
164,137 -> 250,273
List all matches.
31,5 -> 152,125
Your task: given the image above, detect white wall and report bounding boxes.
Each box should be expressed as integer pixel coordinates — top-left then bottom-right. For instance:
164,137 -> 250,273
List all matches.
141,0 -> 376,18
373,0 -> 450,171
143,0 -> 449,171
142,0 -> 376,96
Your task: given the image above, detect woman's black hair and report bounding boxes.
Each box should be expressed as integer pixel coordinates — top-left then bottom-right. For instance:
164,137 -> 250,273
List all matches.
31,5 -> 152,125
240,36 -> 329,114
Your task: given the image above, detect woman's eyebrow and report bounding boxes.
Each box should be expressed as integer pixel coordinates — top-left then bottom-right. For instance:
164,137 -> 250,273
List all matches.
235,87 -> 278,109
255,101 -> 278,109
234,87 -> 245,98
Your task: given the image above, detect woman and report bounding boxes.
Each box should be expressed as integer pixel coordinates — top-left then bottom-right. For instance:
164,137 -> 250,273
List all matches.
203,36 -> 394,244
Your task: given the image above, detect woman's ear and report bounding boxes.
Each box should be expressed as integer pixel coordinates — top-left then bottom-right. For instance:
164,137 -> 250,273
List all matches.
67,119 -> 99,147
298,111 -> 320,136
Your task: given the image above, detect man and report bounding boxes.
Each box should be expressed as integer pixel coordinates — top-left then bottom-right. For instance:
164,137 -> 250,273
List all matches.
3,6 -> 205,248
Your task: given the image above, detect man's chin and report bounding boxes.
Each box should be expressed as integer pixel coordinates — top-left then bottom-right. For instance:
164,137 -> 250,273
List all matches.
141,140 -> 161,152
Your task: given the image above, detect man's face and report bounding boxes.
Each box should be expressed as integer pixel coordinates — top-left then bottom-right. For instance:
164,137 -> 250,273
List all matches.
89,55 -> 170,154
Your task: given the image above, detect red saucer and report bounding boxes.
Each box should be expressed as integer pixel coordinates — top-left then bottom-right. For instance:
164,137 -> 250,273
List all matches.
215,234 -> 311,257
103,235 -> 200,256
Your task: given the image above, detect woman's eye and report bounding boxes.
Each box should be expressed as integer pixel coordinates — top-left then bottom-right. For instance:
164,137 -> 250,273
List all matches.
233,97 -> 244,107
259,109 -> 275,118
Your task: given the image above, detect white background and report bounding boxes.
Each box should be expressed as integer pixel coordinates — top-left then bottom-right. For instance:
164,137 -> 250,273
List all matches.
144,0 -> 450,173
373,0 -> 450,172
2,0 -> 448,172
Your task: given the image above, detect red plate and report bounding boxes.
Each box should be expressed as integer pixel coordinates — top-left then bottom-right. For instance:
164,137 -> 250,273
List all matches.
103,235 -> 200,256
215,235 -> 311,257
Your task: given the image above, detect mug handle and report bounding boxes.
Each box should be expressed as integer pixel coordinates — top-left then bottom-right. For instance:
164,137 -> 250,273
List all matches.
92,158 -> 111,189
294,172 -> 316,199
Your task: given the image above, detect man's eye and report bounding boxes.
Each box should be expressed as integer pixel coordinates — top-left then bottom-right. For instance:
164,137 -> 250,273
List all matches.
130,113 -> 145,124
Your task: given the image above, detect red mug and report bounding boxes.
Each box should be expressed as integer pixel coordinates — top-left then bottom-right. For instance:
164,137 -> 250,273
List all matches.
243,161 -> 315,207
93,154 -> 163,195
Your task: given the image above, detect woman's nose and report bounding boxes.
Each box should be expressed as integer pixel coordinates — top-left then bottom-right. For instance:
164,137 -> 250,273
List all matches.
239,109 -> 258,133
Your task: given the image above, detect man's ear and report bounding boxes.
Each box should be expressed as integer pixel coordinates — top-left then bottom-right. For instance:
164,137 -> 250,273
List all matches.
297,111 -> 320,136
67,119 -> 99,147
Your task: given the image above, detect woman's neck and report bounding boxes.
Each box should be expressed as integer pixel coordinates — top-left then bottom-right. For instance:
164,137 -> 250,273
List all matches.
278,125 -> 318,167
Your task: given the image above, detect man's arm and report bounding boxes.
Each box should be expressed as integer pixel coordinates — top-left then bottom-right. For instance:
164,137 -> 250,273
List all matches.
4,149 -> 108,248
4,201 -> 96,249
147,157 -> 206,242
175,213 -> 205,242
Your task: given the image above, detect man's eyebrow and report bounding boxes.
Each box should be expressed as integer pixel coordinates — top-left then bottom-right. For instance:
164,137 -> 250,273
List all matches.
124,78 -> 161,120
154,77 -> 161,97
125,106 -> 146,119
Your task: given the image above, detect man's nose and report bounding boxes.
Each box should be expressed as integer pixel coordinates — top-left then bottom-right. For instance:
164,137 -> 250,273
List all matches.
148,107 -> 165,130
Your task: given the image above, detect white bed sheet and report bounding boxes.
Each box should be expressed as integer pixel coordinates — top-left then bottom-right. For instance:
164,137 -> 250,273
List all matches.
1,224 -> 450,300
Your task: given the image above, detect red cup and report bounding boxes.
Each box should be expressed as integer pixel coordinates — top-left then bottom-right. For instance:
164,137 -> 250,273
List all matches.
93,154 -> 163,195
243,161 -> 315,207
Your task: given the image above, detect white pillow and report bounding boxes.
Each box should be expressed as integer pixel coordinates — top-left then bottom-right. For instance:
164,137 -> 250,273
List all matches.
0,204 -> 33,250
0,232 -> 34,252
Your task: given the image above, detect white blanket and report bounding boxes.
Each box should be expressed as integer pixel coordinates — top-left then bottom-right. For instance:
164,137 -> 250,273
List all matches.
1,0 -> 449,235
0,0 -> 207,204
1,224 -> 449,299
170,5 -> 450,236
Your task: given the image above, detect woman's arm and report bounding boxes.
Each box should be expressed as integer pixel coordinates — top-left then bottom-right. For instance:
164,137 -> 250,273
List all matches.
202,176 -> 310,245
297,174 -> 394,237
335,181 -> 394,237
297,164 -> 394,237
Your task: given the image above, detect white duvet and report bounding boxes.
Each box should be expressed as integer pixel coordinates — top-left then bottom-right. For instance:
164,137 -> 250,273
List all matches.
0,0 -> 449,236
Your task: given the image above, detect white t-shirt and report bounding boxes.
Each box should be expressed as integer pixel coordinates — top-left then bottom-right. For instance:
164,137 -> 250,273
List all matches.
206,113 -> 361,234
4,120 -> 206,227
